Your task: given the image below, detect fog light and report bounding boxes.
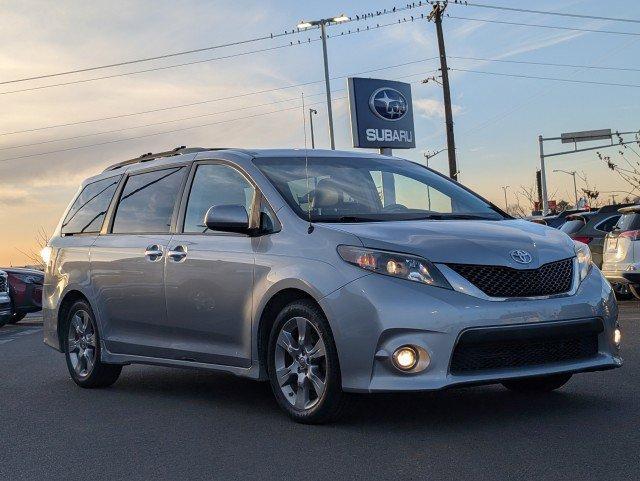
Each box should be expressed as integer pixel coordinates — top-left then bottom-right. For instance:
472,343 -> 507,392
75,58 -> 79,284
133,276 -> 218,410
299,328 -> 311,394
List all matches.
614,328 -> 622,348
393,346 -> 418,371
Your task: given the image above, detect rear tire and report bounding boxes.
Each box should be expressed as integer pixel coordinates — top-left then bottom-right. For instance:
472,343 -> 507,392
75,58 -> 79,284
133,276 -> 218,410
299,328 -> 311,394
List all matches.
64,300 -> 122,388
613,284 -> 633,301
7,313 -> 26,324
267,299 -> 348,424
628,284 -> 640,301
502,373 -> 572,393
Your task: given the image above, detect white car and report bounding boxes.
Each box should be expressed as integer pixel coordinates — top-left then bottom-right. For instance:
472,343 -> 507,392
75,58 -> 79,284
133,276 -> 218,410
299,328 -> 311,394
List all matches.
602,205 -> 640,298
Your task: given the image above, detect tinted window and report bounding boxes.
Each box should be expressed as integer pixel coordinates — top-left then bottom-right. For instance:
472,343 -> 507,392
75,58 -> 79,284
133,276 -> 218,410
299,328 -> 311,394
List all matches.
112,167 -> 184,234
61,176 -> 121,235
560,219 -> 586,235
616,213 -> 640,232
254,157 -> 501,222
596,215 -> 620,232
184,164 -> 255,233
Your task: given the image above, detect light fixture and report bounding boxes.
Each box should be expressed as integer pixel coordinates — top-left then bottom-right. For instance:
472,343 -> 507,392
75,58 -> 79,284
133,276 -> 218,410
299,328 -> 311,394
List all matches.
297,21 -> 314,29
332,14 -> 350,23
393,346 -> 418,371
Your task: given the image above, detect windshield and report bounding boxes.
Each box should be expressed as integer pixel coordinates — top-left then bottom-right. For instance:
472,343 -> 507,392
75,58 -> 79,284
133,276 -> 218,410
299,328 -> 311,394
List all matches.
254,156 -> 504,222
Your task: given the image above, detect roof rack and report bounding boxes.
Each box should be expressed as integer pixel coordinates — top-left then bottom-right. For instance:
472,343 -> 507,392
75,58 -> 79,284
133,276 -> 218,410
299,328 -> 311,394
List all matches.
103,146 -> 211,172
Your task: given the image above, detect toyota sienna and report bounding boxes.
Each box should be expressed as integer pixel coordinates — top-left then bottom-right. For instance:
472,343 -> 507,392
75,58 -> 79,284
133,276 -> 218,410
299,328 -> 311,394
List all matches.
43,147 -> 622,423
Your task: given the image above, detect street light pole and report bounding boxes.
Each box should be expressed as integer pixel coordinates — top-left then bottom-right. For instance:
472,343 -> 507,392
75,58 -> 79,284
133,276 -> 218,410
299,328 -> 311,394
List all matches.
501,185 -> 510,211
319,22 -> 335,150
309,108 -> 317,148
538,134 -> 549,214
298,14 -> 349,150
554,169 -> 578,207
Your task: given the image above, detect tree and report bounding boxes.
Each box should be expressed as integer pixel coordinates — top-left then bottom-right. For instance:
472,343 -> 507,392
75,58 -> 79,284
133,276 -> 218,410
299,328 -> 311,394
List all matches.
596,130 -> 640,194
15,227 -> 49,270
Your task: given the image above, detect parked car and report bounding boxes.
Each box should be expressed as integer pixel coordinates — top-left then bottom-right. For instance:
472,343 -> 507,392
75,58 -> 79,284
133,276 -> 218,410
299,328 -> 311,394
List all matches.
559,204 -> 630,268
1,267 -> 44,323
43,147 -> 622,423
602,205 -> 640,299
0,270 -> 12,327
543,209 -> 590,229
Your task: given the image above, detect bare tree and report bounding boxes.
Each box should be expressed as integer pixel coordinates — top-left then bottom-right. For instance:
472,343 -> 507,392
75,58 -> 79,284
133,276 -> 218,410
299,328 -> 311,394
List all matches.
596,130 -> 640,194
14,227 -> 49,270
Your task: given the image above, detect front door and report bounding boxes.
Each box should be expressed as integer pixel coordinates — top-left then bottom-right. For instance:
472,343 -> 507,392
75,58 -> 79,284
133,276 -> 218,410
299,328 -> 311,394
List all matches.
91,166 -> 186,357
164,162 -> 257,367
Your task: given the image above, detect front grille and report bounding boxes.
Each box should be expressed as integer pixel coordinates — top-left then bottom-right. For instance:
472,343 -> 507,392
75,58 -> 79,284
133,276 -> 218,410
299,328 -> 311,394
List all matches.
447,258 -> 574,298
450,320 -> 601,374
0,276 -> 7,293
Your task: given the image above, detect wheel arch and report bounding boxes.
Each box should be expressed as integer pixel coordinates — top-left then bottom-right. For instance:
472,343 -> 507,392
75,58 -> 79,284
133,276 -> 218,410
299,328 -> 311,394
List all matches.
57,290 -> 90,349
256,287 -> 325,379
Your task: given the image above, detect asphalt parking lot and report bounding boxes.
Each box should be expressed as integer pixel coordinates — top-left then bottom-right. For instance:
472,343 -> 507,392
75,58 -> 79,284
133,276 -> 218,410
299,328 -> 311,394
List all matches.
0,305 -> 637,481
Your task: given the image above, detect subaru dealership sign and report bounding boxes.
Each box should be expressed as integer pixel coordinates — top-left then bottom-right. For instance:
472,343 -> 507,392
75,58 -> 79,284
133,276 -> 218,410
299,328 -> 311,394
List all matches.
347,77 -> 416,149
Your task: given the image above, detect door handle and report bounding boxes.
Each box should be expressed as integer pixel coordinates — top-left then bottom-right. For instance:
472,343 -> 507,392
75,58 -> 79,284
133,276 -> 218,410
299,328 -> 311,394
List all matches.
168,245 -> 187,262
144,244 -> 164,261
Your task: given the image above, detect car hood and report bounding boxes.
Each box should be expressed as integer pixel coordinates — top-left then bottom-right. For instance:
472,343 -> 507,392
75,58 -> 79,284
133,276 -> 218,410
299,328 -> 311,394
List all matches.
325,219 -> 576,268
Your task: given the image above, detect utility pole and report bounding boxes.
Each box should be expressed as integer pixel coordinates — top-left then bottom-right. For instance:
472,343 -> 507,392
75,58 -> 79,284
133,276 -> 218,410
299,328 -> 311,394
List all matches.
501,185 -> 510,211
429,2 -> 458,180
309,108 -> 317,148
538,135 -> 549,214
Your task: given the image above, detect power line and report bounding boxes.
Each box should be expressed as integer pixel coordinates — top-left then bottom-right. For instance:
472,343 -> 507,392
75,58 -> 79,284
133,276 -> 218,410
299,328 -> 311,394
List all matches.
1,2 -> 431,86
450,67 -> 640,88
0,42 -> 311,96
0,68 -> 438,152
447,15 -> 640,37
0,15 -> 431,97
0,73 -> 438,163
453,1 -> 640,24
0,58 -> 438,137
449,55 -> 640,73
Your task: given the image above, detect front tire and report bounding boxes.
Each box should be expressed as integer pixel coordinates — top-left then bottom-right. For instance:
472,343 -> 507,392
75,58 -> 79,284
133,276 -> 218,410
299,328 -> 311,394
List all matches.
64,300 -> 122,388
267,300 -> 348,424
628,284 -> 640,301
7,313 -> 26,324
502,373 -> 572,393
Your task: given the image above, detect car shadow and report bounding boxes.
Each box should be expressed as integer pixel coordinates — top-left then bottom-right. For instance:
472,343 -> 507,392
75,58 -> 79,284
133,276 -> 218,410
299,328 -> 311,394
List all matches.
104,366 -> 610,429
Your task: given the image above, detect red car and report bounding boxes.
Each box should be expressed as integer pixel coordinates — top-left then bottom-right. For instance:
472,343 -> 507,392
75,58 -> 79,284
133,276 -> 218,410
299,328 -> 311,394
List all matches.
0,268 -> 43,325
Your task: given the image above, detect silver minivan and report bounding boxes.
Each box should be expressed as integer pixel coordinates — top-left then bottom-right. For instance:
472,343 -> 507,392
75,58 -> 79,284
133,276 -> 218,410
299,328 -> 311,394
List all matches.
43,147 -> 622,423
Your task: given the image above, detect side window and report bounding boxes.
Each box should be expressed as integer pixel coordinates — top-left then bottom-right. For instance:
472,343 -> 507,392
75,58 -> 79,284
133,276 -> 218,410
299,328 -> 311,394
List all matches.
112,167 -> 185,234
184,164 -> 255,233
393,173 -> 452,212
61,176 -> 121,235
596,215 -> 620,232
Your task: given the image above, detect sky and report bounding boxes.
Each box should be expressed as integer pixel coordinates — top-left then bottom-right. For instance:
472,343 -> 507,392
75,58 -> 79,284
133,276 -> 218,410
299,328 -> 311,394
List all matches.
1,0 -> 639,266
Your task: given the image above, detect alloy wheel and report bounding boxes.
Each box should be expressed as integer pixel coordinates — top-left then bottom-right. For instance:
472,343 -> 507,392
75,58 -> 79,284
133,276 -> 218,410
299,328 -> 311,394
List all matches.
274,316 -> 327,410
67,310 -> 97,378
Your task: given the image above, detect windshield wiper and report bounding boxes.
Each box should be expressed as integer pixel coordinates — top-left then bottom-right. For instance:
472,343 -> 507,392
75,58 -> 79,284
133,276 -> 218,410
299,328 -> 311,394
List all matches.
422,213 -> 502,221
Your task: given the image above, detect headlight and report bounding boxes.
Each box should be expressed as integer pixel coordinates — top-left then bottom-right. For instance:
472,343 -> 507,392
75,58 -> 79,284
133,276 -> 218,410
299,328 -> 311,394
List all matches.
337,245 -> 451,289
574,240 -> 592,282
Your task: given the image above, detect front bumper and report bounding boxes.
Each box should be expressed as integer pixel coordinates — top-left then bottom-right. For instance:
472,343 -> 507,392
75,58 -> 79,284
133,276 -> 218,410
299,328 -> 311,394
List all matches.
602,262 -> 640,284
321,267 -> 621,393
0,293 -> 12,320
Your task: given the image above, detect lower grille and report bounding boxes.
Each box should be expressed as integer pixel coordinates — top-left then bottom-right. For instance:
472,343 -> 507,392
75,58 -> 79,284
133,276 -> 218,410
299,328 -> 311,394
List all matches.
0,276 -> 7,293
450,319 -> 601,374
447,258 -> 574,298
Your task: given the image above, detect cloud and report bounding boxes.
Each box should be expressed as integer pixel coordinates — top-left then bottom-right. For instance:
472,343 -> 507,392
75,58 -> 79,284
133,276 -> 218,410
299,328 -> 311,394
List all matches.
414,98 -> 462,119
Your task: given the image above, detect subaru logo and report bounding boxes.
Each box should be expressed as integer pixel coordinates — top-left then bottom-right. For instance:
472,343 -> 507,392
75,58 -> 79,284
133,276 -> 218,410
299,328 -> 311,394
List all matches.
510,250 -> 533,264
369,87 -> 408,121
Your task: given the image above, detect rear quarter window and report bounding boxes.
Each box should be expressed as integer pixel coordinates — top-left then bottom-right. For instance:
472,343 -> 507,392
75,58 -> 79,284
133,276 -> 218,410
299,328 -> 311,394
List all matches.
61,176 -> 121,235
560,219 -> 585,235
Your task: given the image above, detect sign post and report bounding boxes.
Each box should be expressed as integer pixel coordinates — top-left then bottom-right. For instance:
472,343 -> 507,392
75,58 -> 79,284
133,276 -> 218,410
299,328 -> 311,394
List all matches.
347,77 -> 416,156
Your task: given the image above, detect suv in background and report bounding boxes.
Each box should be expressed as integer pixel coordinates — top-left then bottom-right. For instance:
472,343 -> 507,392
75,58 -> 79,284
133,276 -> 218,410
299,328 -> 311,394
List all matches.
0,270 -> 11,326
43,147 -> 622,423
543,209 -> 590,229
602,205 -> 640,299
560,204 -> 629,268
0,268 -> 44,324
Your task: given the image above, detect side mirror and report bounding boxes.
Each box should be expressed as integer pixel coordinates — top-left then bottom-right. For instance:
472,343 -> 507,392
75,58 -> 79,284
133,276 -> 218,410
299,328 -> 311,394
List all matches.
204,204 -> 250,233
